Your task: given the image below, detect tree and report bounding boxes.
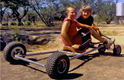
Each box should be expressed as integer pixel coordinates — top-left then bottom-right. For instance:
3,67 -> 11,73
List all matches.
83,0 -> 116,24
0,2 -> 5,24
96,0 -> 116,24
29,0 -> 84,27
1,0 -> 29,26
29,0 -> 67,27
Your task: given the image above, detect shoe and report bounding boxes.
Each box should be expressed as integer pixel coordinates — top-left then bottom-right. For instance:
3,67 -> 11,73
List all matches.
104,38 -> 115,48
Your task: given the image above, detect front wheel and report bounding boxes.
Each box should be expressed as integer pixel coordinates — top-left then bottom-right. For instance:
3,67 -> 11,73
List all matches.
113,45 -> 121,56
98,44 -> 106,54
46,52 -> 70,79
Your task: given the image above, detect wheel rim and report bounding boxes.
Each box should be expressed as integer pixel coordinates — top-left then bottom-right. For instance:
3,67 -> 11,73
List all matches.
57,59 -> 67,74
11,47 -> 25,60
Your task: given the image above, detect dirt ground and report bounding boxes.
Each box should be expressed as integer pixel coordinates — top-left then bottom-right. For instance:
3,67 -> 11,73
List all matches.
1,24 -> 124,80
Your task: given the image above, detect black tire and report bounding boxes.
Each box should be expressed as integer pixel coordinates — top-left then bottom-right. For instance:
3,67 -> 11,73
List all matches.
113,45 -> 121,56
98,44 -> 106,54
4,41 -> 26,63
0,41 -> 6,51
46,52 -> 70,79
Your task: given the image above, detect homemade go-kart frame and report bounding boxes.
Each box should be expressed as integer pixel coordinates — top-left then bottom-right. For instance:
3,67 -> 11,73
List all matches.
3,36 -> 121,79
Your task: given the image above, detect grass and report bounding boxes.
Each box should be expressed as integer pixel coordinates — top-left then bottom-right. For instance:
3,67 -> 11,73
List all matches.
101,30 -> 118,36
1,21 -> 62,29
27,45 -> 42,52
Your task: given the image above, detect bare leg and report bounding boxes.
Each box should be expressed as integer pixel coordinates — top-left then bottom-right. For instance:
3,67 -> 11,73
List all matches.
89,28 -> 105,43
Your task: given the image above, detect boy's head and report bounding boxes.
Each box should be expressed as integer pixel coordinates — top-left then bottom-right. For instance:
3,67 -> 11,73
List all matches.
66,5 -> 77,19
79,5 -> 93,19
66,5 -> 77,13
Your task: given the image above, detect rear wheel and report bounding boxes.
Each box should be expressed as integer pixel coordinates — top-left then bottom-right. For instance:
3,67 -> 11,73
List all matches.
4,41 -> 26,63
46,52 -> 70,79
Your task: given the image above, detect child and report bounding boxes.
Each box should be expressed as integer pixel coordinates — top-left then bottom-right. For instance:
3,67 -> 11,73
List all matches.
76,5 -> 103,36
61,5 -> 114,51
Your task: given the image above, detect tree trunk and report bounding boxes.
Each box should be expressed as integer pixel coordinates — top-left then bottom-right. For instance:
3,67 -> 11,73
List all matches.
18,17 -> 23,26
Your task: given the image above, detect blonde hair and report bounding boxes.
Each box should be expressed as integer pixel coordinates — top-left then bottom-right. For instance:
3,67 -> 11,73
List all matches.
79,5 -> 93,13
66,5 -> 77,13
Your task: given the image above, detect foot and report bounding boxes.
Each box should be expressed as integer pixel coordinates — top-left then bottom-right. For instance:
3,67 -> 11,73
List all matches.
104,38 -> 115,48
63,46 -> 76,52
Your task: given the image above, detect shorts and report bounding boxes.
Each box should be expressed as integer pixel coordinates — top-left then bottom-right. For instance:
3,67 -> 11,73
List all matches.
77,28 -> 91,50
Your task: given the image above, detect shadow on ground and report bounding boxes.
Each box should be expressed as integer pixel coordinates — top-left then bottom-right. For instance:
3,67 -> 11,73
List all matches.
9,52 -> 124,79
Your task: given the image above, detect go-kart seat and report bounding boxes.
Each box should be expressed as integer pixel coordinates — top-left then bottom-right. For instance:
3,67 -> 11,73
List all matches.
62,29 -> 91,53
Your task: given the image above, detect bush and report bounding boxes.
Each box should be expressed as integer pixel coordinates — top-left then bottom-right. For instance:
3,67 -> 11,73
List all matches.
11,27 -> 19,41
10,21 -> 17,26
2,22 -> 8,26
24,21 -> 31,26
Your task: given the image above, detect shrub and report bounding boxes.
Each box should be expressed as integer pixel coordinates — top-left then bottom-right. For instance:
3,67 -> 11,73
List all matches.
24,21 -> 31,26
10,21 -> 17,26
11,27 -> 19,41
2,22 -> 8,26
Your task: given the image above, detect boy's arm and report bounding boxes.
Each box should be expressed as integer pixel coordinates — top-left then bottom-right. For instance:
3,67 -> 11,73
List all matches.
76,21 -> 92,29
61,21 -> 73,46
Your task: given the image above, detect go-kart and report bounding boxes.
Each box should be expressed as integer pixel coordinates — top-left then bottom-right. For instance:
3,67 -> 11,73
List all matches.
3,34 -> 121,79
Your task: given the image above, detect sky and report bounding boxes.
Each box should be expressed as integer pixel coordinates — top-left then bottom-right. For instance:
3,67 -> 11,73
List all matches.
114,0 -> 124,3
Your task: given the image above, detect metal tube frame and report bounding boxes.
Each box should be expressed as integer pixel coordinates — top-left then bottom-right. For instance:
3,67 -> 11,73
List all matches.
14,44 -> 104,68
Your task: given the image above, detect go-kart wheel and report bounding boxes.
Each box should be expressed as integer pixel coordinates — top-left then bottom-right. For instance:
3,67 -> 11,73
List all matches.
46,52 -> 70,79
4,41 -> 26,63
98,44 -> 106,54
113,45 -> 121,56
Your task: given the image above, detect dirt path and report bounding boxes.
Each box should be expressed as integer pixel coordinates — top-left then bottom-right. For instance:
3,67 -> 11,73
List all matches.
1,26 -> 124,80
